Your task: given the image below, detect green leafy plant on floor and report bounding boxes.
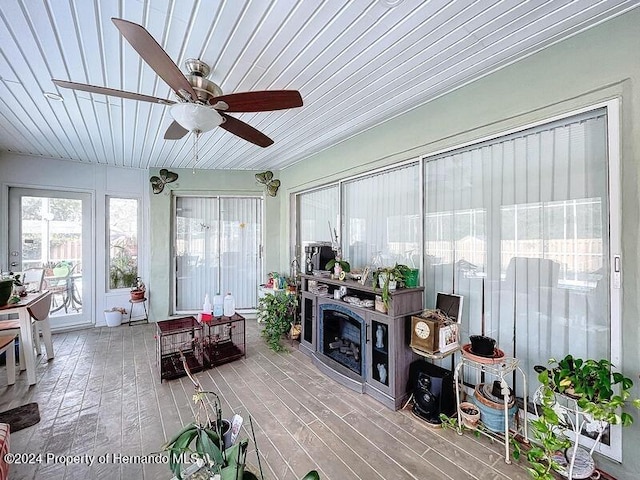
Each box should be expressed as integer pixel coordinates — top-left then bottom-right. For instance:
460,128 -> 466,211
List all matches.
512,355 -> 640,480
163,354 -> 246,480
257,290 -> 298,352
438,412 -> 484,438
163,353 -> 320,480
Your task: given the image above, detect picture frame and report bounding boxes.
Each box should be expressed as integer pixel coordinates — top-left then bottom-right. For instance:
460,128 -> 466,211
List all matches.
359,266 -> 370,286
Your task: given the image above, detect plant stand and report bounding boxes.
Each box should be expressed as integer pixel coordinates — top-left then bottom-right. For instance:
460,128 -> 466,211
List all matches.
453,355 -> 529,464
128,297 -> 148,325
533,386 -> 603,479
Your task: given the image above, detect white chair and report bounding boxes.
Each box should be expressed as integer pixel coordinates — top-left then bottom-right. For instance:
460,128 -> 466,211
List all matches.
0,292 -> 53,371
0,334 -> 17,385
28,292 -> 53,360
21,268 -> 45,293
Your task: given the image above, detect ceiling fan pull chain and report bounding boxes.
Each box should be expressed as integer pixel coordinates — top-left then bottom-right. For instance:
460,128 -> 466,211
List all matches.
192,130 -> 201,174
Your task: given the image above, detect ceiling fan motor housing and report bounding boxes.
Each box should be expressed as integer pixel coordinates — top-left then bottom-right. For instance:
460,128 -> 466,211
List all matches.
183,58 -> 222,103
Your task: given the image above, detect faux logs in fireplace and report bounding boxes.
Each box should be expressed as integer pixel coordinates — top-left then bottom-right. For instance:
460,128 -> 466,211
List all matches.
318,303 -> 365,377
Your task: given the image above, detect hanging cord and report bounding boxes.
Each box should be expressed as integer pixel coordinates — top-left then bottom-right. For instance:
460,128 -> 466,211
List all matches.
192,130 -> 201,174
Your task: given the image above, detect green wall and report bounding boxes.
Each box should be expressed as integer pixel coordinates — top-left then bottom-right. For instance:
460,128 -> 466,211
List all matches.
148,168 -> 279,321
278,10 -> 640,479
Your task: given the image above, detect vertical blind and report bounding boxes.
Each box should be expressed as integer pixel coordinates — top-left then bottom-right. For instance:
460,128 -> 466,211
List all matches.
297,184 -> 339,246
175,196 -> 262,311
424,109 -> 610,396
342,164 -> 420,269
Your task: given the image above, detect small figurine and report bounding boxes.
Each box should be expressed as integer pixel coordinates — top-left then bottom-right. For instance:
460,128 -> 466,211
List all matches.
377,363 -> 387,384
375,325 -> 385,349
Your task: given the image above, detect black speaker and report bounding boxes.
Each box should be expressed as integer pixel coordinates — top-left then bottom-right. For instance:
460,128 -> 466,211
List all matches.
408,360 -> 455,425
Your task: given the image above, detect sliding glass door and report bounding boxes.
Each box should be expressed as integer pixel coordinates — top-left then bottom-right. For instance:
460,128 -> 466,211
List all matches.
174,196 -> 262,312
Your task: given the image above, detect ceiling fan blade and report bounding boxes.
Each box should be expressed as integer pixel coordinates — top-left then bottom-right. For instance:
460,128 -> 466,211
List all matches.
220,113 -> 273,147
164,121 -> 189,140
52,79 -> 175,105
111,18 -> 197,101
210,90 -> 303,112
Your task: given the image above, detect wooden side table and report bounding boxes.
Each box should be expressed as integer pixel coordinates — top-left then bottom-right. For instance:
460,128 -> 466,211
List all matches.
128,297 -> 148,325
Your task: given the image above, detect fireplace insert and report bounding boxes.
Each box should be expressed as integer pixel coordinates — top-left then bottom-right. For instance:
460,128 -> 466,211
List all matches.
318,303 -> 365,377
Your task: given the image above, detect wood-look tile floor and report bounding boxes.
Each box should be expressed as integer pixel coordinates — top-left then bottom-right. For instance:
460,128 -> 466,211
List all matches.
0,319 -> 531,480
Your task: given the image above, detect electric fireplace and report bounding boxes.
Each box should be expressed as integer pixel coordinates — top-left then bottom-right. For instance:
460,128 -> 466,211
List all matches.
317,302 -> 365,381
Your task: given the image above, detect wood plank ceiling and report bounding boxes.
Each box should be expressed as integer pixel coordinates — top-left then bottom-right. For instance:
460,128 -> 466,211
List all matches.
0,0 -> 638,171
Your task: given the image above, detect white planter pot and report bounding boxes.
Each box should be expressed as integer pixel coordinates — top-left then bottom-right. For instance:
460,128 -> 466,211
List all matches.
104,310 -> 123,327
377,273 -> 397,291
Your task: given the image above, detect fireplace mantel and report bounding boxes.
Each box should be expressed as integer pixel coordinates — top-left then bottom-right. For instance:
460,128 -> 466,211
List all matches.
299,274 -> 424,410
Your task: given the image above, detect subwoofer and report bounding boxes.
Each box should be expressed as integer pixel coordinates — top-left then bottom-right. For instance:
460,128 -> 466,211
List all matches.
408,360 -> 455,425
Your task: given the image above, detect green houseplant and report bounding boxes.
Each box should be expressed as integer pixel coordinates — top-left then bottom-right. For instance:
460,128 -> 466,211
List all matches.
257,290 -> 298,352
163,353 -> 247,480
324,258 -> 350,275
372,264 -> 405,310
164,353 -> 320,480
514,355 -> 640,480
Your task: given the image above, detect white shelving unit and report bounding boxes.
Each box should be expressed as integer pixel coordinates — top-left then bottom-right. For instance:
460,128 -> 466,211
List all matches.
453,355 -> 529,464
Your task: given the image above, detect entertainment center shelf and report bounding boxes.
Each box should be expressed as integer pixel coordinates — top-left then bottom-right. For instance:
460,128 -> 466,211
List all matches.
299,274 -> 423,410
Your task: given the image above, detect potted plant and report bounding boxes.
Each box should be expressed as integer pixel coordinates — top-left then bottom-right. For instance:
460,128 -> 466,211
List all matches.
130,276 -> 146,301
164,353 -> 320,480
257,290 -> 299,352
104,307 -> 126,327
372,264 -> 405,310
325,258 -> 350,277
514,355 -> 640,479
396,264 -> 419,288
11,274 -> 27,297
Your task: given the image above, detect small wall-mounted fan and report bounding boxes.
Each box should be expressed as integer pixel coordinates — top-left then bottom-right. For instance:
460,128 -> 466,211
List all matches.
52,18 -> 303,147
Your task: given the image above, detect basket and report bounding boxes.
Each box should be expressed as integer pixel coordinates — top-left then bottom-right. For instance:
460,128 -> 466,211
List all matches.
289,324 -> 301,340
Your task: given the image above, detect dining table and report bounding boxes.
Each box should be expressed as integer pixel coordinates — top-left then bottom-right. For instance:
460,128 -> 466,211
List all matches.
0,290 -> 54,385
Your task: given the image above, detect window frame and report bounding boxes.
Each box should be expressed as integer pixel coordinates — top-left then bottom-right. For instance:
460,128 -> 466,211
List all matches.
106,196 -> 140,292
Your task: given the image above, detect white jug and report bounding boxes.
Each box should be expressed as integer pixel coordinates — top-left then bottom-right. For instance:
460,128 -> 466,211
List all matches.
223,292 -> 235,317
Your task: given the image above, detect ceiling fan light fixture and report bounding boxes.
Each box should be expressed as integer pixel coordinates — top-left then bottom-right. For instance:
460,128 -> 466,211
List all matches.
170,103 -> 222,133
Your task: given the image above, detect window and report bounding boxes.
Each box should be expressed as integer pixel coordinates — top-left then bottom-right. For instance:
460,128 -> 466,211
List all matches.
424,106 -> 620,457
295,164 -> 421,271
297,184 -> 339,247
294,103 -> 620,458
107,197 -> 139,290
343,164 -> 420,269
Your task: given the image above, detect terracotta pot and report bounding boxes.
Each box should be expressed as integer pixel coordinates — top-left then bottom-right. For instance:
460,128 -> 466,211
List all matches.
130,289 -> 145,301
459,401 -> 480,429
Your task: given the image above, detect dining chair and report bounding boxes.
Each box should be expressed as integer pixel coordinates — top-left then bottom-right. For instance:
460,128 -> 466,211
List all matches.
46,262 -> 71,313
27,292 -> 53,360
21,268 -> 45,293
0,292 -> 53,371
